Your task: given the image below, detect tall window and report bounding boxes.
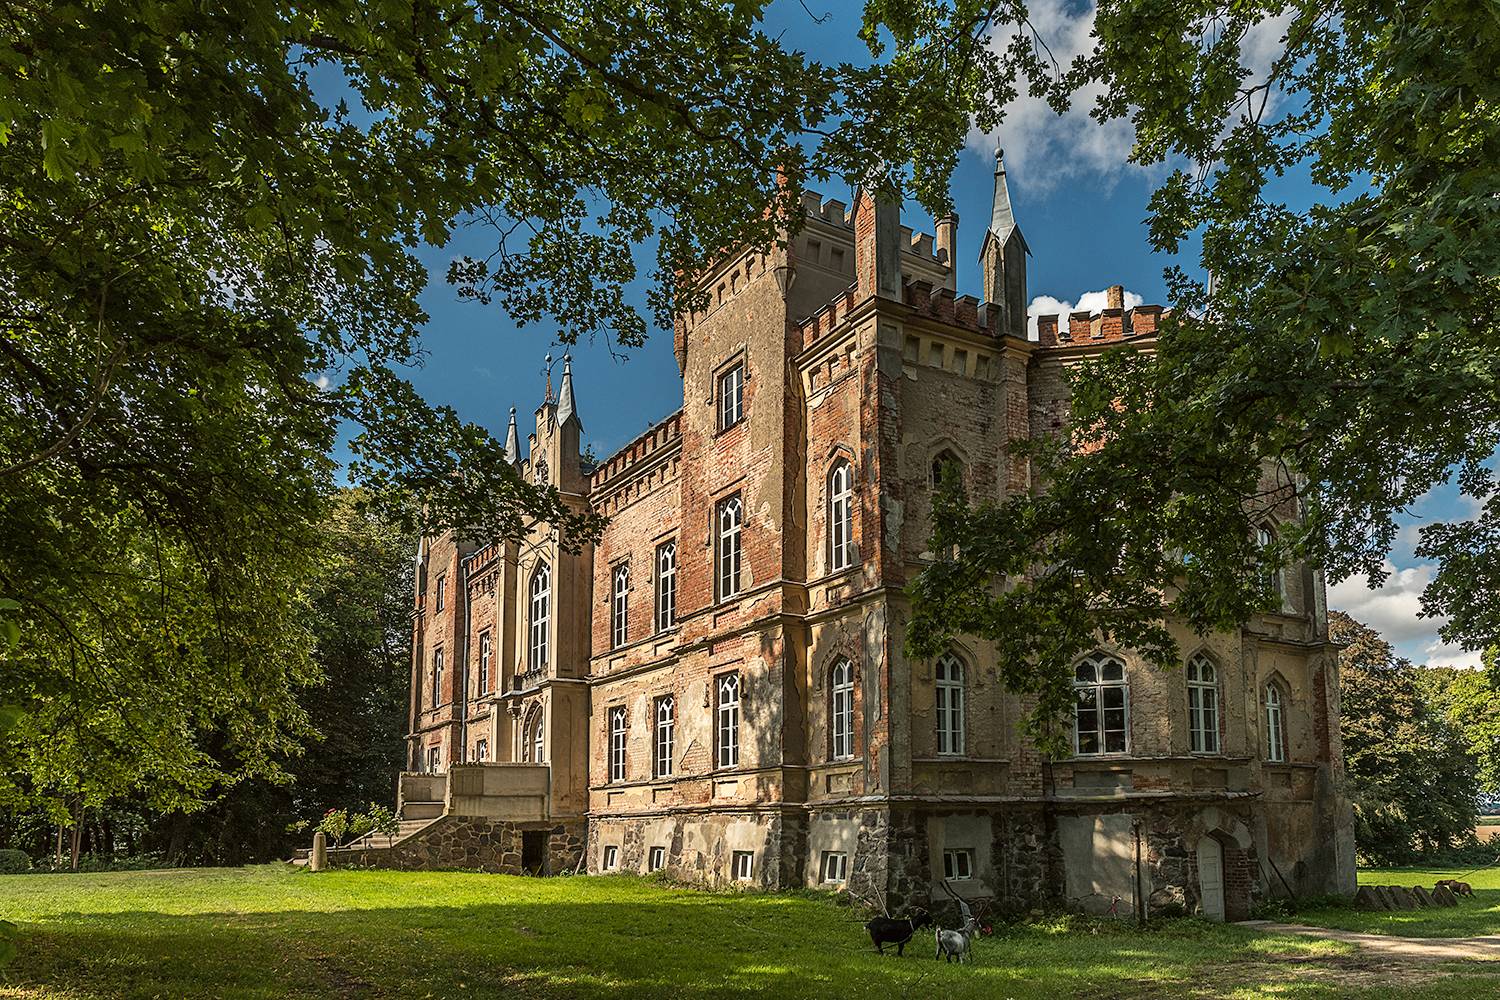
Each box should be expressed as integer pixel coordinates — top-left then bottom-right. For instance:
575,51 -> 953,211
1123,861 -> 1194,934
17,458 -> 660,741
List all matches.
1187,655 -> 1221,754
654,695 -> 675,778
435,574 -> 446,611
612,564 -> 630,649
1266,684 -> 1287,762
524,708 -> 545,763
931,450 -> 962,490
717,495 -> 743,601
426,746 -> 441,774
830,658 -> 854,760
1073,651 -> 1128,755
528,562 -> 550,672
474,738 -> 488,762
1257,522 -> 1283,606
828,460 -> 854,572
935,652 -> 966,756
609,706 -> 628,782
655,541 -> 677,633
477,631 -> 492,694
431,648 -> 444,707
719,362 -> 744,430
716,673 -> 740,768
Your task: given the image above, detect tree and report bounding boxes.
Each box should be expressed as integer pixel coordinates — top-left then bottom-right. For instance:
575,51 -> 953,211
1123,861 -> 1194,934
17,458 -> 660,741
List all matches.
1331,611 -> 1477,863
1417,653 -> 1500,797
892,1 -> 1500,741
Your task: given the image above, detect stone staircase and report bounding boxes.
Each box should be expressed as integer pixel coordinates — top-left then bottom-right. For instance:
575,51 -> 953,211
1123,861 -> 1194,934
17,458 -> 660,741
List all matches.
290,776 -> 447,864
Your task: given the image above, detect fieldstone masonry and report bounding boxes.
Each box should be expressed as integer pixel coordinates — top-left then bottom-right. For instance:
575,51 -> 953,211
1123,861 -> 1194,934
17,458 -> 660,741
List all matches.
389,154 -> 1357,917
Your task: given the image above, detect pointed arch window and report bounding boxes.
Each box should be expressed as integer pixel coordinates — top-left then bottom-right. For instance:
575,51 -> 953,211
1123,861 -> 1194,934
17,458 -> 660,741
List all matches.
1187,655 -> 1221,754
612,563 -> 630,649
1257,522 -> 1284,606
1266,683 -> 1287,763
828,460 -> 854,572
524,707 -> 545,764
528,562 -> 550,672
830,658 -> 854,760
717,495 -> 743,601
931,450 -> 963,490
655,541 -> 677,633
609,706 -> 628,782
716,673 -> 740,768
1074,651 -> 1128,755
935,653 -> 966,756
654,695 -> 675,778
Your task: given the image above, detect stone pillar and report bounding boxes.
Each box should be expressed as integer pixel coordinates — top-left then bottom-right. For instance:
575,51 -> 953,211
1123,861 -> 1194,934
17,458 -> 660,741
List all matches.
310,831 -> 328,871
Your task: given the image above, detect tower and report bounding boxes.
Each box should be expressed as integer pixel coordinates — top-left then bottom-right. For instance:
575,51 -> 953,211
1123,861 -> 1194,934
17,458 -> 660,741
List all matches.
979,147 -> 1030,339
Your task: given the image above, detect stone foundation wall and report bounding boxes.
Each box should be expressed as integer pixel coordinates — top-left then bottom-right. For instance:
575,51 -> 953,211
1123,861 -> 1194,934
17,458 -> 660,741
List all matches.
588,808 -> 799,888
328,815 -> 585,875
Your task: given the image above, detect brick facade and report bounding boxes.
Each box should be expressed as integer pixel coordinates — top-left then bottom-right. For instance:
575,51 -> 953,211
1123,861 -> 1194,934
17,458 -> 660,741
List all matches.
404,159 -> 1356,917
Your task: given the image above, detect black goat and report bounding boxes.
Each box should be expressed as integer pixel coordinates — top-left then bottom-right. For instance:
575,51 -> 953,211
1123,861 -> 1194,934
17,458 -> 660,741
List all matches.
865,910 -> 933,955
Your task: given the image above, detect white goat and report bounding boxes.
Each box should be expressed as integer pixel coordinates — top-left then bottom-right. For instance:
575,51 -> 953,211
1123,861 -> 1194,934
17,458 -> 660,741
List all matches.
934,916 -> 978,963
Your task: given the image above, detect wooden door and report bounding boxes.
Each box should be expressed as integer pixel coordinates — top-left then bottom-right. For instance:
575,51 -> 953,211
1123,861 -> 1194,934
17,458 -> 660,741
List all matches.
1197,836 -> 1225,921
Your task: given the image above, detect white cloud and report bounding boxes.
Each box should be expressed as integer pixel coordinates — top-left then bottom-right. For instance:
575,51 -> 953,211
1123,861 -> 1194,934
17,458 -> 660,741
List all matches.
315,374 -> 331,390
1027,287 -> 1143,339
1328,560 -> 1477,667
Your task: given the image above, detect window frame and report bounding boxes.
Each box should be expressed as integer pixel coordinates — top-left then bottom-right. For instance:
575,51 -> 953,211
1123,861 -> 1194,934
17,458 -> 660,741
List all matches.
731,850 -> 754,882
602,845 -> 619,871
1073,651 -> 1130,756
477,630 -> 493,695
435,574 -> 446,611
528,562 -> 551,673
431,647 -> 445,708
1187,654 -> 1221,755
1266,683 -> 1288,763
474,738 -> 488,762
1257,522 -> 1286,609
830,658 -> 855,761
935,652 -> 966,756
611,563 -> 630,649
655,540 -> 677,633
608,705 -> 628,783
426,746 -> 442,774
648,846 -> 666,872
718,362 -> 745,431
654,694 -> 675,778
821,851 -> 848,884
716,672 -> 741,769
716,495 -> 743,602
828,459 -> 854,572
524,707 -> 545,764
942,848 -> 974,881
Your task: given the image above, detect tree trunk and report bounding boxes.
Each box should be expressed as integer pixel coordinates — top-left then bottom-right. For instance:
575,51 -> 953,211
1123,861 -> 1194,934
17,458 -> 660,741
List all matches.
69,802 -> 82,871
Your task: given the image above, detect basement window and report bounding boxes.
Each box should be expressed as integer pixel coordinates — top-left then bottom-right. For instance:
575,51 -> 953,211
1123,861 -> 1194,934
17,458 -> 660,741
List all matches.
648,846 -> 666,872
943,848 -> 974,881
821,851 -> 848,884
603,845 -> 619,871
731,851 -> 754,882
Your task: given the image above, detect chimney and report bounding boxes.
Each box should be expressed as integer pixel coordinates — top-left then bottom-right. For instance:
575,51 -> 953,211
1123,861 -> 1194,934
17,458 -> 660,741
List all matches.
935,213 -> 958,290
1107,284 -> 1124,310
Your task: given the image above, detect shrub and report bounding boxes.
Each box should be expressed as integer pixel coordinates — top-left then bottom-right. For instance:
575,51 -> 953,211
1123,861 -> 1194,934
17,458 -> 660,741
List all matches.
0,849 -> 30,874
317,809 -> 350,846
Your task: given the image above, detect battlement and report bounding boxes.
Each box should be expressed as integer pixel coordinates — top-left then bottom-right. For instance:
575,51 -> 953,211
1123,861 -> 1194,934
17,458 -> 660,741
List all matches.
589,410 -> 683,493
797,189 -> 953,268
1035,303 -> 1167,348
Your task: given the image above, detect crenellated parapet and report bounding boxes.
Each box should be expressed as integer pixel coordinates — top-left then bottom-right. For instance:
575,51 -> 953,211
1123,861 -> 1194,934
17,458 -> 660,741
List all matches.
588,410 -> 683,497
1034,286 -> 1168,348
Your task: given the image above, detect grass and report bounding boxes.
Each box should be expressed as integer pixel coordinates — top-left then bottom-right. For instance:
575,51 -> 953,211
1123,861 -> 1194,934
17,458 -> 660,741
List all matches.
0,865 -> 1496,999
1290,865 -> 1500,938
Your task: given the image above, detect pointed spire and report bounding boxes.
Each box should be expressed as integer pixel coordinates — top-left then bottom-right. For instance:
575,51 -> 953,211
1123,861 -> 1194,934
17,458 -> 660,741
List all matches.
504,406 -> 520,465
981,146 -> 1030,260
556,353 -> 581,429
543,352 -> 554,404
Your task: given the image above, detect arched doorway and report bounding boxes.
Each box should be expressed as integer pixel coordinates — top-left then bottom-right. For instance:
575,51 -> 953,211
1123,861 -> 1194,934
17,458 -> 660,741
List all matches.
1197,836 -> 1225,921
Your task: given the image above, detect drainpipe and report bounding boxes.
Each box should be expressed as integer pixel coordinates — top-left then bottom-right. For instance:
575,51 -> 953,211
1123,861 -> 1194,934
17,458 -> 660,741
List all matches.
457,551 -> 473,762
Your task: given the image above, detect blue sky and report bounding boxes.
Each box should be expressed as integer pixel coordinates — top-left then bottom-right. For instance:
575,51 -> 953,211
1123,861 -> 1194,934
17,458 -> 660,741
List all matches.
354,0 -> 1478,668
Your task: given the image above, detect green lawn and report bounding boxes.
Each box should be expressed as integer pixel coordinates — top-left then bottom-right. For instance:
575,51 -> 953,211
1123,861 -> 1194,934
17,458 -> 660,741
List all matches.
0,865 -> 1497,999
1291,866 -> 1500,938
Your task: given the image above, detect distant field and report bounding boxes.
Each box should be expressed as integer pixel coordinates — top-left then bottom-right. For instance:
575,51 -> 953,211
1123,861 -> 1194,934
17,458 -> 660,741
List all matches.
2,865 -> 1500,999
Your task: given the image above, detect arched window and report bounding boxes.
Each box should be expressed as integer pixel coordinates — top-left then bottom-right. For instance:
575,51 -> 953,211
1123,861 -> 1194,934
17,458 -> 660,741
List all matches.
1257,522 -> 1284,606
528,562 -> 550,672
828,460 -> 854,572
716,673 -> 740,768
1187,654 -> 1221,754
935,653 -> 966,756
1266,684 -> 1287,762
931,450 -> 962,490
609,706 -> 628,782
830,658 -> 854,760
654,695 -> 675,778
655,540 -> 677,633
524,707 -> 545,764
717,495 -> 743,601
1074,651 -> 1129,755
612,563 -> 630,649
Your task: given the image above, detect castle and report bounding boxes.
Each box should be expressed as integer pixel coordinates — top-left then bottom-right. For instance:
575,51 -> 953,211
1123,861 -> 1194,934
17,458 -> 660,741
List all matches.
368,155 -> 1356,920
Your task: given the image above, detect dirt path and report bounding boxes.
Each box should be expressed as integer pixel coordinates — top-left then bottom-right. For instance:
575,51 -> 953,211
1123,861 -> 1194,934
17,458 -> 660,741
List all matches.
1245,920 -> 1500,961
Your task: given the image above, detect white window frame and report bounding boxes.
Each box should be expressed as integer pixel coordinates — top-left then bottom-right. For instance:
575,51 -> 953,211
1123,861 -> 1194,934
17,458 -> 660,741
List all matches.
716,673 -> 740,769
1187,654 -> 1221,755
474,738 -> 488,762
612,563 -> 630,649
1266,683 -> 1287,763
731,850 -> 753,882
524,707 -> 545,764
528,562 -> 550,672
654,694 -> 675,778
435,574 -> 446,611
432,648 -> 444,707
426,746 -> 441,774
828,460 -> 854,572
935,652 -> 966,756
821,851 -> 848,884
609,706 -> 628,783
717,495 -> 743,601
1073,651 -> 1129,755
655,540 -> 677,633
602,845 -> 619,871
648,846 -> 666,872
719,362 -> 744,430
943,848 -> 974,881
830,658 -> 854,761
478,631 -> 492,694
